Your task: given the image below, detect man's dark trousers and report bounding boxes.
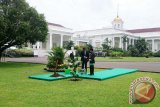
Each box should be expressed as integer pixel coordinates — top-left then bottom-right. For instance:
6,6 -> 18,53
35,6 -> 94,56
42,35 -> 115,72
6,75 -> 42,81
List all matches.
82,60 -> 87,71
90,63 -> 94,75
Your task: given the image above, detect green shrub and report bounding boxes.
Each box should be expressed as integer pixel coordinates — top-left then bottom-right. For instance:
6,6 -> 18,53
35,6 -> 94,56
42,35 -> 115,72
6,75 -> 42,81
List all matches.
142,51 -> 153,58
111,48 -> 123,52
7,49 -> 33,57
122,50 -> 129,57
128,46 -> 139,57
74,46 -> 82,57
47,47 -> 65,68
154,50 -> 160,57
110,51 -> 123,57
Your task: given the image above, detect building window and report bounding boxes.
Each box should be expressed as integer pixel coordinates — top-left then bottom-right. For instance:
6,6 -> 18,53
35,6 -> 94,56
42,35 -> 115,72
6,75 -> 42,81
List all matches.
79,42 -> 87,46
148,43 -> 152,51
96,42 -> 101,48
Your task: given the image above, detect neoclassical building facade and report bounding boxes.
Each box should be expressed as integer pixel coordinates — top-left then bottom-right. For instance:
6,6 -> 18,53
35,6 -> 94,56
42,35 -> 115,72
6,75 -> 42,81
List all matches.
73,16 -> 160,53
33,16 -> 160,57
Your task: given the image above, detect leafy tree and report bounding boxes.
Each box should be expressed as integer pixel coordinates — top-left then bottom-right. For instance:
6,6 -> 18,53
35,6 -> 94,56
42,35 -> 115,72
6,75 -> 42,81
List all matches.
85,43 -> 93,51
74,45 -> 81,56
128,38 -> 148,56
154,50 -> 160,57
63,41 -> 74,50
102,38 -> 111,56
0,0 -> 48,60
128,45 -> 139,57
74,44 -> 93,57
102,38 -> 111,49
135,38 -> 148,56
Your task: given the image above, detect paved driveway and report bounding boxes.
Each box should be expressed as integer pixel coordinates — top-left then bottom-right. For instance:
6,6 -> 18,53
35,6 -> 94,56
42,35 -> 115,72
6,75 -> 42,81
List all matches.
5,57 -> 160,72
95,62 -> 160,72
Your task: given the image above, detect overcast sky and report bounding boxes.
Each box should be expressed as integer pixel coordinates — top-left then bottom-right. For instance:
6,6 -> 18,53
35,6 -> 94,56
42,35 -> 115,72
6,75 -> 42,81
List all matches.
26,0 -> 160,31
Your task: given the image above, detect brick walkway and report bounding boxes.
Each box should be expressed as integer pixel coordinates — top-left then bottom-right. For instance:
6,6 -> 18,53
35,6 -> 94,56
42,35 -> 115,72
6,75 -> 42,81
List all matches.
5,57 -> 160,73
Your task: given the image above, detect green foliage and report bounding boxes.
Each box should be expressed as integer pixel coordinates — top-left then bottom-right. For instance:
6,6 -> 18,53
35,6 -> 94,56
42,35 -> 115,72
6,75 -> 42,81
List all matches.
108,48 -> 128,57
128,38 -> 149,57
6,49 -> 33,57
122,50 -> 129,57
74,45 -> 82,56
102,44 -> 110,50
74,44 -> 93,56
128,46 -> 139,57
111,48 -> 123,52
102,38 -> 111,56
110,51 -> 123,57
67,57 -> 81,72
0,0 -> 48,58
85,44 -> 93,51
63,41 -> 74,50
47,47 -> 65,68
154,50 -> 160,57
134,38 -> 148,56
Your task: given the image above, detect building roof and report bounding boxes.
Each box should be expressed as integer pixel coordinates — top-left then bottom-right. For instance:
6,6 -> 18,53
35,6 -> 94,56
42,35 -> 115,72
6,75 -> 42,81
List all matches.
126,27 -> 160,33
48,22 -> 64,28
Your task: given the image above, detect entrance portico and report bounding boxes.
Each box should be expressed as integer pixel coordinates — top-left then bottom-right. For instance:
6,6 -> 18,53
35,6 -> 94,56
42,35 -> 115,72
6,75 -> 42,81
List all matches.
33,23 -> 73,57
146,38 -> 160,52
47,33 -> 71,49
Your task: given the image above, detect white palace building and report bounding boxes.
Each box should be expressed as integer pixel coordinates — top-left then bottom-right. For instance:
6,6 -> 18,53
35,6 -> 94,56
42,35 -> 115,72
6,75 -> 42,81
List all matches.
33,16 -> 160,57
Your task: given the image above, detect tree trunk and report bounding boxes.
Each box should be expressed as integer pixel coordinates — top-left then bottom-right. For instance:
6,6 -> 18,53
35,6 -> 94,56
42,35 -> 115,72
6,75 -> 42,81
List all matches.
54,60 -> 58,76
50,60 -> 62,77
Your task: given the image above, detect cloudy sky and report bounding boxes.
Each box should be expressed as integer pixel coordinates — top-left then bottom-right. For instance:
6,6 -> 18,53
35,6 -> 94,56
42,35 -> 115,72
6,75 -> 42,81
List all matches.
26,0 -> 160,31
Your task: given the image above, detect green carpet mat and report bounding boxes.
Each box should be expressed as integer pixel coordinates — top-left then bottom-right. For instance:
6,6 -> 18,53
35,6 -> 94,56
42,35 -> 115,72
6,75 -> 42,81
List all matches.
29,73 -> 72,81
29,68 -> 139,81
78,68 -> 139,80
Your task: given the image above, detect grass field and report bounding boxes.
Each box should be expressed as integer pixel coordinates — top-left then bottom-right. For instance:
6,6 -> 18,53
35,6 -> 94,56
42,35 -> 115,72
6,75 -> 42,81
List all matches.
0,62 -> 160,107
94,57 -> 160,62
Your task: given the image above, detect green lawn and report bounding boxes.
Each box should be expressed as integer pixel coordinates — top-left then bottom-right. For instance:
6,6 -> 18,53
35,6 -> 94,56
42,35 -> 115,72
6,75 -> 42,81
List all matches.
94,57 -> 160,62
0,62 -> 160,107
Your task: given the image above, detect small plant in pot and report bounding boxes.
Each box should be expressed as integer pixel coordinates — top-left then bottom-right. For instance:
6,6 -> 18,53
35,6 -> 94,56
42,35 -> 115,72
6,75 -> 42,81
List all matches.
67,57 -> 82,81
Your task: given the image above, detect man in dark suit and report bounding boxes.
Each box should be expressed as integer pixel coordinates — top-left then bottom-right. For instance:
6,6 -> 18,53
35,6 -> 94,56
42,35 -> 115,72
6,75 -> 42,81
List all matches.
80,48 -> 89,72
89,48 -> 95,75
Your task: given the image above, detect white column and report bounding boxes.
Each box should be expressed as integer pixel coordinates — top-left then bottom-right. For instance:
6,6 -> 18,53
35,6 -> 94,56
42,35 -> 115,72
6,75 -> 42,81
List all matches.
60,35 -> 64,48
37,42 -> 40,49
119,37 -> 122,48
112,37 -> 115,48
126,42 -> 128,50
152,39 -> 155,52
49,33 -> 53,49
